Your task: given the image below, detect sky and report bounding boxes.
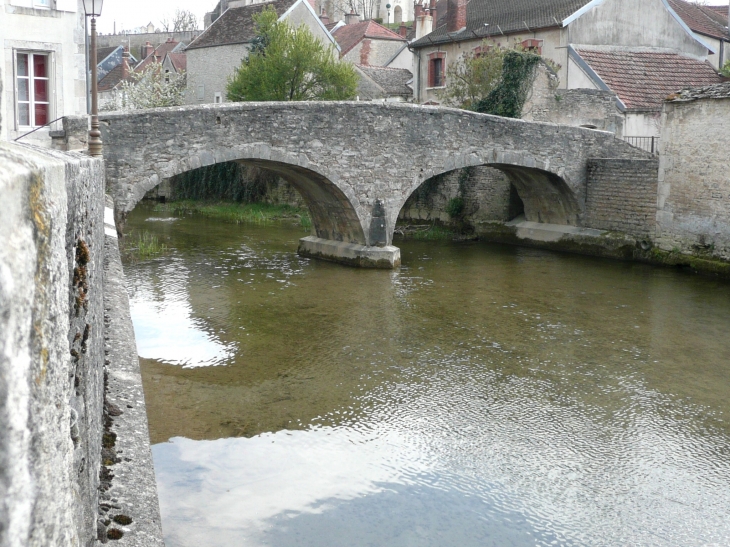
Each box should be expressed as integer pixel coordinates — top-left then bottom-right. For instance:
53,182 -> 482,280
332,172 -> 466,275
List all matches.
96,0 -> 213,35
96,0 -> 730,35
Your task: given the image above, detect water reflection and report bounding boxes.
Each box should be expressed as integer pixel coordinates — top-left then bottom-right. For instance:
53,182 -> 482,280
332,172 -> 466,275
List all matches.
124,204 -> 730,546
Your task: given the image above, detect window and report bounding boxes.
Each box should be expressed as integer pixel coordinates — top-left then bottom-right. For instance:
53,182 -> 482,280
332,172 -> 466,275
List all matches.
34,0 -> 51,8
197,84 -> 205,101
428,52 -> 445,88
214,92 -> 222,104
16,52 -> 50,128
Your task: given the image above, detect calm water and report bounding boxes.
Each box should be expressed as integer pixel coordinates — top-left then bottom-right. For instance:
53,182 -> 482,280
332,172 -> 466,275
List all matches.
124,203 -> 730,547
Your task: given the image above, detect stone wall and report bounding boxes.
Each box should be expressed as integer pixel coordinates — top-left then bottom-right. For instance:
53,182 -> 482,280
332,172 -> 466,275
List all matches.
185,43 -> 249,104
585,158 -> 659,238
523,63 -> 625,136
343,38 -> 405,67
399,166 -> 515,224
657,89 -> 730,259
0,142 -> 104,547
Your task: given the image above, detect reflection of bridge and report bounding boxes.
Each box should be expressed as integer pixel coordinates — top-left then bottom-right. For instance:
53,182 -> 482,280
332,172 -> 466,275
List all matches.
99,102 -> 647,268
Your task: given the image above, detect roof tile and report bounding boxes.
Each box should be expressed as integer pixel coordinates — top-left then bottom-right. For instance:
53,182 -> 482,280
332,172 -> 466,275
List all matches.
333,20 -> 406,56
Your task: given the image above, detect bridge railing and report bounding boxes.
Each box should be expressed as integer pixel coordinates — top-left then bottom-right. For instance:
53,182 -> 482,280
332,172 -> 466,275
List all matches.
623,136 -> 659,155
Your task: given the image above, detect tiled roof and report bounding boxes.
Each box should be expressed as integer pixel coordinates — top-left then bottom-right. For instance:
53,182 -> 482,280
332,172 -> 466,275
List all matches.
166,52 -> 187,72
574,47 -> 722,110
136,40 -> 181,72
668,80 -> 730,101
97,46 -> 118,63
411,0 -> 592,47
357,65 -> 412,96
333,20 -> 406,56
186,0 -> 297,50
668,0 -> 730,41
98,63 -> 127,92
706,5 -> 729,19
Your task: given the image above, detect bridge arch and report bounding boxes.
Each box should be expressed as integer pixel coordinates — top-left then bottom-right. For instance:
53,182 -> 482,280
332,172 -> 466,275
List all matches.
393,149 -> 581,236
113,144 -> 368,245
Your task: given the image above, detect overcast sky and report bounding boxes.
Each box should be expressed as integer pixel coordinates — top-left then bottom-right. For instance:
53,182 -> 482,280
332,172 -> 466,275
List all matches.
96,0 -> 213,35
96,0 -> 729,35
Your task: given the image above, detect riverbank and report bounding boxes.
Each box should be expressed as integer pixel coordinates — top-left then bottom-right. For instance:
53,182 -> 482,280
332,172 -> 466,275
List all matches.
151,200 -> 312,228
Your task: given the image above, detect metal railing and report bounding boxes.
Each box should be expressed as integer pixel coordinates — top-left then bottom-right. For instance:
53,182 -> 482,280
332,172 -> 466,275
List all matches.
623,136 -> 659,155
13,116 -> 65,142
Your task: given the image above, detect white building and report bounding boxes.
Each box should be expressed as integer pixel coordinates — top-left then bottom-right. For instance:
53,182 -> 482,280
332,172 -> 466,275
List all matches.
1,0 -> 87,145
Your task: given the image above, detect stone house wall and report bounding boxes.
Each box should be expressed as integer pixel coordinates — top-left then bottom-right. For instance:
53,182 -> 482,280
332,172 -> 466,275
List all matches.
585,158 -> 659,238
523,63 -> 625,136
343,38 -> 405,67
185,43 -> 249,104
657,94 -> 730,259
0,142 -> 105,547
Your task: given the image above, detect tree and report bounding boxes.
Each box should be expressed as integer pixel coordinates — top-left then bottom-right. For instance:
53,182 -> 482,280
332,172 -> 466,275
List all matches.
102,62 -> 186,111
226,7 -> 358,102
438,44 -> 505,109
160,9 -> 198,32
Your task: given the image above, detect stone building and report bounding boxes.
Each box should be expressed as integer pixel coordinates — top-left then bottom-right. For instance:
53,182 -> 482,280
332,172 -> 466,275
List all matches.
657,81 -> 730,260
332,17 -> 407,66
409,0 -> 723,127
667,0 -> 730,71
355,64 -> 412,100
0,0 -> 87,145
185,0 -> 338,105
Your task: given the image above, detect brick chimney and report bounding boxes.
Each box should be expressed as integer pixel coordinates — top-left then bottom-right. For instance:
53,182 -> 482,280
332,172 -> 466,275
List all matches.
121,46 -> 130,81
446,0 -> 466,32
429,0 -> 437,25
398,23 -> 408,37
319,7 -> 330,25
345,12 -> 360,24
414,1 -> 424,18
360,39 -> 371,65
143,41 -> 154,59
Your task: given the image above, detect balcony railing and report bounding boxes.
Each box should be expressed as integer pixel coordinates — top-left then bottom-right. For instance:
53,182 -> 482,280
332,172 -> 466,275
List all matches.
623,136 -> 659,155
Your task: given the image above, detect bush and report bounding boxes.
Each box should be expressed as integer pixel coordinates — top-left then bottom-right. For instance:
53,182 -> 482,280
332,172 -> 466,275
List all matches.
446,197 -> 465,218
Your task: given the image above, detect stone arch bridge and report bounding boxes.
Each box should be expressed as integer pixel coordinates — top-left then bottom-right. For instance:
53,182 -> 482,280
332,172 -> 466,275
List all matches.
98,102 -> 646,267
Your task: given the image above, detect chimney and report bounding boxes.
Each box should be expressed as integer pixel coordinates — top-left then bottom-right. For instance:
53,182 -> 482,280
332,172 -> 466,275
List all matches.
414,1 -> 424,18
415,13 -> 433,39
121,46 -> 130,81
398,23 -> 408,37
320,8 -> 330,25
345,12 -> 360,24
143,41 -> 154,59
446,0 -> 466,32
429,0 -> 437,24
307,0 -> 315,9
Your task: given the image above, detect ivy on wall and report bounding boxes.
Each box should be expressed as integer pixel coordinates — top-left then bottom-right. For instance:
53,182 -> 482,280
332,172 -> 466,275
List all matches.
474,51 -> 541,119
170,163 -> 275,202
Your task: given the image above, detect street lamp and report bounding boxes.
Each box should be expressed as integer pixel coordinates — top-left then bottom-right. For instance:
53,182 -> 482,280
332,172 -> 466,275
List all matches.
82,0 -> 104,157
386,3 -> 391,24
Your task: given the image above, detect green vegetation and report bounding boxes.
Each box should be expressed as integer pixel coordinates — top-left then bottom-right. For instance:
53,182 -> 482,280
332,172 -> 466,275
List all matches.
226,7 -> 358,101
171,163 -> 271,203
101,61 -> 186,111
721,60 -> 730,78
439,43 -> 505,110
475,50 -> 542,118
445,197 -> 465,219
123,230 -> 169,261
153,200 -> 312,229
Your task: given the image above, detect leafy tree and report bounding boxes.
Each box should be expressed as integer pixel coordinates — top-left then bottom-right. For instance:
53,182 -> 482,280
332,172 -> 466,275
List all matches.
102,62 -> 186,111
226,7 -> 358,101
438,43 -> 505,109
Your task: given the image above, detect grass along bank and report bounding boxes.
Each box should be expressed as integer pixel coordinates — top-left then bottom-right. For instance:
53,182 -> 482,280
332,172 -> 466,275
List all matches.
152,201 -> 312,229
122,229 -> 169,262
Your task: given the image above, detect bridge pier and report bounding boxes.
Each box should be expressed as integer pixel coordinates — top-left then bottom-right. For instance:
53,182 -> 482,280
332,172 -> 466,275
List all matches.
298,236 -> 401,268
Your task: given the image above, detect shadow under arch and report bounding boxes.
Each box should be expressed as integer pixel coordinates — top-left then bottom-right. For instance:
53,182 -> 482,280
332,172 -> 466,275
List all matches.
395,160 -> 581,233
120,152 -> 368,246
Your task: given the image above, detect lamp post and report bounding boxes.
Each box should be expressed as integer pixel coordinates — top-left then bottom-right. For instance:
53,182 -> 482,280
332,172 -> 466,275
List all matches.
386,3 -> 391,24
83,0 -> 104,157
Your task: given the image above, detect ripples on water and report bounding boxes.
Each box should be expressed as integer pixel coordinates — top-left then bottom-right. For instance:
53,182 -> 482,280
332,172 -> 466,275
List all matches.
124,204 -> 730,547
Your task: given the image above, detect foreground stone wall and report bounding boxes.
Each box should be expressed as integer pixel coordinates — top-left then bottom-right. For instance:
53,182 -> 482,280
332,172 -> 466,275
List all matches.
585,158 -> 659,238
658,87 -> 730,260
0,142 -> 104,547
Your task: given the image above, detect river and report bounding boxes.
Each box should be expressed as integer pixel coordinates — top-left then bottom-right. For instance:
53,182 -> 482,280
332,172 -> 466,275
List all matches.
123,203 -> 730,547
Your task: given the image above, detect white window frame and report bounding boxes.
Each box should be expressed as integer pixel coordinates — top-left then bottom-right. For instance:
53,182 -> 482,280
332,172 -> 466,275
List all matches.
15,51 -> 52,130
197,84 -> 205,101
214,92 -> 222,104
